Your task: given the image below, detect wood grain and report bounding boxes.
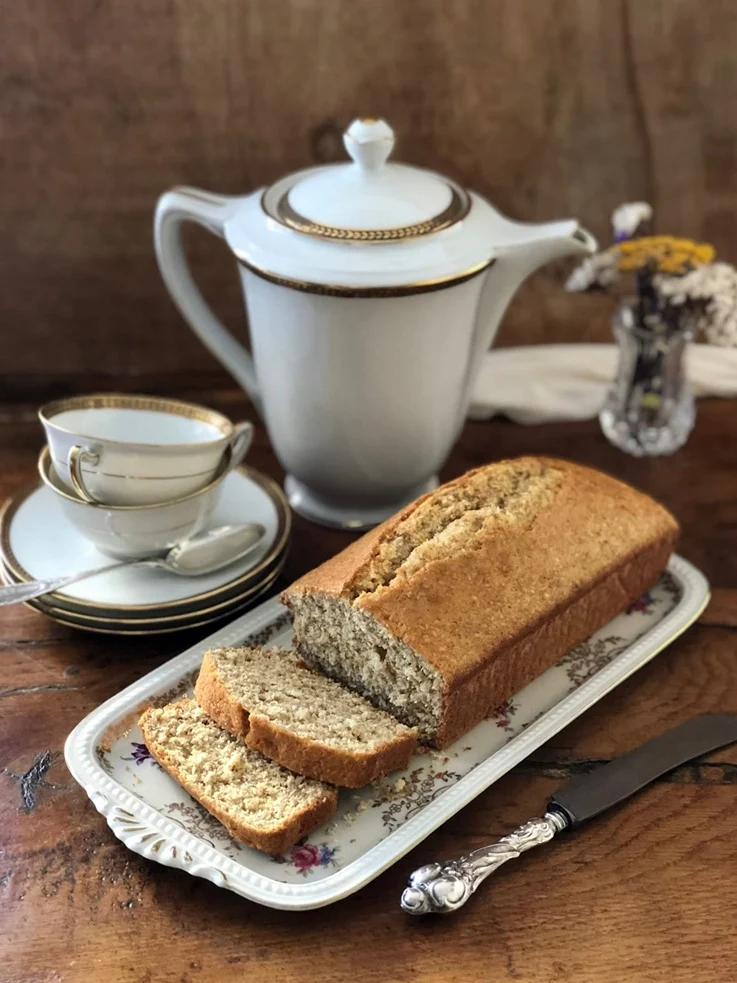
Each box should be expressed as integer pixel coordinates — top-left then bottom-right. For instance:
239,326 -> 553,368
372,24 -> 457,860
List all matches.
2,402 -> 737,982
699,587 -> 737,628
3,0 -> 737,395
3,775 -> 736,983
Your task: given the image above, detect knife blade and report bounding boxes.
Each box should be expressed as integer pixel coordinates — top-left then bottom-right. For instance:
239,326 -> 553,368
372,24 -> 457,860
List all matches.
550,712 -> 737,824
401,713 -> 737,915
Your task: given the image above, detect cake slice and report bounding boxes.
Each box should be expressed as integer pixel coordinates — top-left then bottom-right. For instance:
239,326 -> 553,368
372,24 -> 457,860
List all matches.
139,699 -> 338,855
194,646 -> 418,787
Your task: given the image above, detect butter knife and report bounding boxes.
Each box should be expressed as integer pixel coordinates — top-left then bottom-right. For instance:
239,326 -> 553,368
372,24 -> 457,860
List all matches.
401,713 -> 737,915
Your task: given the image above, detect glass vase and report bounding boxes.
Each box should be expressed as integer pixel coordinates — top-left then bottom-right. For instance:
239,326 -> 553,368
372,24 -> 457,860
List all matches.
599,301 -> 695,456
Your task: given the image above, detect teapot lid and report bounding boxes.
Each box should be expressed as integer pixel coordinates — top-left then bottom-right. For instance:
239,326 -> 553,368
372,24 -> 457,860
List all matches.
263,119 -> 470,241
224,118 -> 499,295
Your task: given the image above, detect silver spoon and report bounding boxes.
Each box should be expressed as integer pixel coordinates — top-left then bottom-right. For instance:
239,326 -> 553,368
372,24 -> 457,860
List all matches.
0,523 -> 266,607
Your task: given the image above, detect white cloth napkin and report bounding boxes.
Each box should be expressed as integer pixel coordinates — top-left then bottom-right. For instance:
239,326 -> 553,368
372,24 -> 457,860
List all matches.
468,343 -> 737,424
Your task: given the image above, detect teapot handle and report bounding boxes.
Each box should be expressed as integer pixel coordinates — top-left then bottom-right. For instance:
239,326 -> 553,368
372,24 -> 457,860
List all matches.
153,187 -> 260,404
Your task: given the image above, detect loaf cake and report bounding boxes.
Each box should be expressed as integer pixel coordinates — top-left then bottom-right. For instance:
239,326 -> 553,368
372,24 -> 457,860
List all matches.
282,457 -> 679,748
195,646 -> 417,786
139,699 -> 337,854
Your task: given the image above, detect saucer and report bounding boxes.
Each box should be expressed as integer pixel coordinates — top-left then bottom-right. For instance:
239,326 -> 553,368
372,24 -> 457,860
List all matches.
2,554 -> 285,628
14,566 -> 283,635
0,465 -> 291,622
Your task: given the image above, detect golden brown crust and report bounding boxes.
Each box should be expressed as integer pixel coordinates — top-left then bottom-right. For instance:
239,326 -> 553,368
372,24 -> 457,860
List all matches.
433,535 -> 673,746
194,652 -> 251,738
282,457 -> 679,748
139,707 -> 338,856
283,457 -> 677,603
194,650 -> 418,787
245,714 -> 417,788
282,471 -> 466,599
355,457 -> 678,683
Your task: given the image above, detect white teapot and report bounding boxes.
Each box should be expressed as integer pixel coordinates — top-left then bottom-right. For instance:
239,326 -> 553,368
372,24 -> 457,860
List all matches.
154,118 -> 595,529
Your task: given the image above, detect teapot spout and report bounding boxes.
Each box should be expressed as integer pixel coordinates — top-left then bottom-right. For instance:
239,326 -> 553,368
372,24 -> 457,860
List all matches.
494,218 -> 598,275
458,216 -> 596,423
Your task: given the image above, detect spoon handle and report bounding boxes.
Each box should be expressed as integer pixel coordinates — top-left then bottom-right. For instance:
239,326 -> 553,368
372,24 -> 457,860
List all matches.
0,561 -> 133,606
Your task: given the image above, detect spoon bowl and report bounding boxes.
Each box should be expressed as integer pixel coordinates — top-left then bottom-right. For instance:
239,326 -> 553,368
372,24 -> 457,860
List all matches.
158,524 -> 267,576
0,523 -> 267,607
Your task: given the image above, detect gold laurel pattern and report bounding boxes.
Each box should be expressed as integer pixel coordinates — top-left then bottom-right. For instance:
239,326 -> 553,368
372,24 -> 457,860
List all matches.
273,185 -> 470,242
281,216 -> 448,241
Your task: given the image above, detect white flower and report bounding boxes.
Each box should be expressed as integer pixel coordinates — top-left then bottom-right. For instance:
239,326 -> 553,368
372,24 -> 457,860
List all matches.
611,202 -> 652,240
565,251 -> 618,292
657,262 -> 737,300
655,262 -> 737,347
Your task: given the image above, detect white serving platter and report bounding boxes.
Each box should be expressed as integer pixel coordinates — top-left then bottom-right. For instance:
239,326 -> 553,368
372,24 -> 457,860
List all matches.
64,555 -> 709,910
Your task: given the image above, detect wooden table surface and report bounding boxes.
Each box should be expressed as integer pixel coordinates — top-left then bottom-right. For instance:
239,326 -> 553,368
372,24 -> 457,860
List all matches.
2,392 -> 737,983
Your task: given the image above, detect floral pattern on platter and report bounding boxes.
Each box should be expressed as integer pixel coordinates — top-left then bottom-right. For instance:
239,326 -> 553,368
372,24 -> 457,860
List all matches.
658,571 -> 681,604
558,635 -> 629,687
244,611 -> 291,649
164,800 -> 245,857
368,765 -> 464,833
274,842 -> 340,875
119,741 -> 163,774
151,669 -> 199,710
627,591 -> 655,615
487,699 -> 518,731
95,744 -> 114,777
125,742 -> 154,766
626,576 -> 679,616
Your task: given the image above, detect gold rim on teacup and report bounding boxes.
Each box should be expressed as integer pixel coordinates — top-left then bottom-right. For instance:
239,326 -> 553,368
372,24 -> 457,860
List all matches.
39,394 -> 253,506
37,444 -> 233,511
38,394 -> 235,445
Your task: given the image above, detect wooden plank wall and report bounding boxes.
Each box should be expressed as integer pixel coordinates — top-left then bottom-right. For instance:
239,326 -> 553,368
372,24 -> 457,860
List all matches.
2,0 -> 736,400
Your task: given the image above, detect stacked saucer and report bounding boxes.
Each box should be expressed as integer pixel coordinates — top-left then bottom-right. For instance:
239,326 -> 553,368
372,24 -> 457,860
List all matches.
0,464 -> 290,635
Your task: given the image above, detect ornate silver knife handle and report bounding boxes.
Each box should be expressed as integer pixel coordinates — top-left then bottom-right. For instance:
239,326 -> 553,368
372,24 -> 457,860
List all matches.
401,810 -> 569,915
400,715 -> 737,916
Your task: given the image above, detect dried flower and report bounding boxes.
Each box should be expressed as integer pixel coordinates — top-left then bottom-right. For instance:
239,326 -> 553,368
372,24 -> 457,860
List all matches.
567,235 -> 714,291
611,202 -> 652,241
614,236 -> 715,275
566,202 -> 734,345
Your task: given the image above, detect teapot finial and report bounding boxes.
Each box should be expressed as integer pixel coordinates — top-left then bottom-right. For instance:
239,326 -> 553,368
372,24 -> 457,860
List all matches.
344,118 -> 395,171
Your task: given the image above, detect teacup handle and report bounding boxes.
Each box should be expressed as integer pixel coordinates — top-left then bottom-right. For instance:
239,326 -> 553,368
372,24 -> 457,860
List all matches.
227,422 -> 254,472
68,445 -> 101,503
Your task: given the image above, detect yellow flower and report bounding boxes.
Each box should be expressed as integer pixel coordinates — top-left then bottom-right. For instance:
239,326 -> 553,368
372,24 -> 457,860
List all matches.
612,236 -> 715,275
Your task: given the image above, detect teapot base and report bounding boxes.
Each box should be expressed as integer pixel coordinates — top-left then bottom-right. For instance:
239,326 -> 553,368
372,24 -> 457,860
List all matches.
284,474 -> 439,532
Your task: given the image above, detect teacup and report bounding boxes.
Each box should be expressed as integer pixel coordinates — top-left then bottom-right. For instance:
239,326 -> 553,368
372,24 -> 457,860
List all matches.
39,394 -> 253,506
38,445 -> 229,559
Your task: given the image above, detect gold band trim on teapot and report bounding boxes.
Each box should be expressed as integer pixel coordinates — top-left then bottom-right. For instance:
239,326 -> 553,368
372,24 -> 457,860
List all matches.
236,255 -> 494,297
262,183 -> 471,243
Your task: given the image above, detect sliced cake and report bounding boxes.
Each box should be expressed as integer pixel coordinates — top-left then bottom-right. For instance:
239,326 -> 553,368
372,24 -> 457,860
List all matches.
282,457 -> 679,748
194,646 -> 418,787
139,698 -> 338,855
